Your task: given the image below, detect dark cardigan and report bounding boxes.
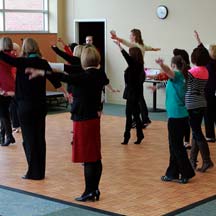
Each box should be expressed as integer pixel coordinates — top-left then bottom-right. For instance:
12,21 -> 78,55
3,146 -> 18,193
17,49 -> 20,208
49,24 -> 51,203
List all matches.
121,49 -> 145,100
51,46 -> 80,65
51,67 -> 109,121
0,51 -> 61,102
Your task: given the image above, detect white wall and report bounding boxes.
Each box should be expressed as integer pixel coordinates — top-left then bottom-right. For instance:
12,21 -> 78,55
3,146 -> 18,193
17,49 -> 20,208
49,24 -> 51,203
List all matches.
59,0 -> 216,108
48,0 -> 58,33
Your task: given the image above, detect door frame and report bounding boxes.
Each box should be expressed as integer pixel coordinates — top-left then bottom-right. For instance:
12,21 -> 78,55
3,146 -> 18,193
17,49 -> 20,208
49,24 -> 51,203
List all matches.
73,18 -> 107,72
74,19 -> 108,102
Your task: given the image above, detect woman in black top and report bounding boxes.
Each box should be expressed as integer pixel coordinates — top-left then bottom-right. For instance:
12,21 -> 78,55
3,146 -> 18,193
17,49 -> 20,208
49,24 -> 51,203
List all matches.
26,46 -> 109,201
194,31 -> 216,143
51,44 -> 83,113
0,38 -> 63,180
114,40 -> 144,144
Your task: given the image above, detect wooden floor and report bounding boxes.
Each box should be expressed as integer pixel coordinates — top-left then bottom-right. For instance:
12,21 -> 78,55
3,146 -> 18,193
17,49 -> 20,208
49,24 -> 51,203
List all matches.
0,113 -> 216,216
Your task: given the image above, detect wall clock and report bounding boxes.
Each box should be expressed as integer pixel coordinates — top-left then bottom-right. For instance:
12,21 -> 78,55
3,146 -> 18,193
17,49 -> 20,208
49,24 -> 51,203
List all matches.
156,5 -> 168,19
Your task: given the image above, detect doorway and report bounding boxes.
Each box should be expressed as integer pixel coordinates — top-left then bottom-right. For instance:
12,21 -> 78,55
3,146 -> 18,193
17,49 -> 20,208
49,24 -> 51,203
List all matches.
74,20 -> 106,73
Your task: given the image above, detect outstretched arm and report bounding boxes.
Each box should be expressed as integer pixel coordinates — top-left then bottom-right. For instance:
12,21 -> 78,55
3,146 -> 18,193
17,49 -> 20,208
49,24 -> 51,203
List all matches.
111,30 -> 161,51
151,48 -> 161,51
51,45 -> 80,65
155,58 -> 174,79
194,30 -> 202,45
57,38 -> 73,55
113,40 -> 133,66
57,38 -> 67,47
0,51 -> 23,67
106,83 -> 120,93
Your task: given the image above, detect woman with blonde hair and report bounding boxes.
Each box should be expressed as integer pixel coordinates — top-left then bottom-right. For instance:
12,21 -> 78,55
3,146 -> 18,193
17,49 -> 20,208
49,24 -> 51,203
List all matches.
0,38 -> 64,180
0,37 -> 16,146
26,45 -> 109,201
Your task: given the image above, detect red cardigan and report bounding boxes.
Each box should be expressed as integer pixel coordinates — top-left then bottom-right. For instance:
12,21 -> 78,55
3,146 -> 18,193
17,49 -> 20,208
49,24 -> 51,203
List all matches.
0,51 -> 16,92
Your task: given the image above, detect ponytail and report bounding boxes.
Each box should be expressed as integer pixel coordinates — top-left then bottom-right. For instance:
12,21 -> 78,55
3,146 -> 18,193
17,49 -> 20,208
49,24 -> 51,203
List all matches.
171,55 -> 188,82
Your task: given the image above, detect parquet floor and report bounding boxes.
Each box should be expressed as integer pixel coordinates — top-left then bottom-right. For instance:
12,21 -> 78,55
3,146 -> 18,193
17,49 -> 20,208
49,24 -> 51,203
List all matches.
0,113 -> 216,216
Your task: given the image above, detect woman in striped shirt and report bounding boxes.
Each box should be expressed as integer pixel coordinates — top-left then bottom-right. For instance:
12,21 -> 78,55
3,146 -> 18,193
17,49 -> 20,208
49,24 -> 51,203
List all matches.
186,41 -> 214,172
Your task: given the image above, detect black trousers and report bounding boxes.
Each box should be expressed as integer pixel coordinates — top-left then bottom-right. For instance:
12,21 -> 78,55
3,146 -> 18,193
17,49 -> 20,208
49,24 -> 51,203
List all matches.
83,160 -> 102,195
184,119 -> 191,143
124,97 -> 143,140
165,117 -> 195,179
18,100 -> 47,179
189,108 -> 211,163
9,98 -> 20,128
0,96 -> 13,138
204,94 -> 216,139
139,94 -> 150,123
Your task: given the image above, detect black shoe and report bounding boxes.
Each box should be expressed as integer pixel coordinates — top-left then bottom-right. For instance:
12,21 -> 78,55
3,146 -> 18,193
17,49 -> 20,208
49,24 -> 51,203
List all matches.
206,138 -> 215,143
95,189 -> 100,201
2,136 -> 15,146
197,161 -> 214,172
142,120 -> 151,129
121,137 -> 129,145
179,178 -> 189,184
134,135 -> 144,144
161,175 -> 179,182
75,192 -> 96,202
21,175 -> 29,179
161,175 -> 174,182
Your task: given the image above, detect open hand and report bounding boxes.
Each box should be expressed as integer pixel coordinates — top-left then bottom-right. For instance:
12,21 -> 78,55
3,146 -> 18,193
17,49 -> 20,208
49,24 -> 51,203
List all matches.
25,68 -> 45,80
155,58 -> 164,66
110,30 -> 117,39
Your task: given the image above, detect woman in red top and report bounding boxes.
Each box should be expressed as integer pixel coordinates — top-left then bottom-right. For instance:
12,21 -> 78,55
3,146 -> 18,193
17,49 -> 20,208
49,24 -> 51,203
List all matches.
0,37 -> 16,146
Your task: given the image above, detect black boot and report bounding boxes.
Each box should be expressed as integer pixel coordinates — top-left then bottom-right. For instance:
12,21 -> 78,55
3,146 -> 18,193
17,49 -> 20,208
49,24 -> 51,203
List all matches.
75,162 -> 96,201
2,135 -> 15,147
196,139 -> 214,172
1,117 -> 14,146
121,131 -> 130,145
0,132 -> 5,145
134,119 -> 144,144
197,161 -> 214,172
75,191 -> 96,202
94,160 -> 102,201
190,138 -> 199,170
0,125 -> 5,145
134,134 -> 144,144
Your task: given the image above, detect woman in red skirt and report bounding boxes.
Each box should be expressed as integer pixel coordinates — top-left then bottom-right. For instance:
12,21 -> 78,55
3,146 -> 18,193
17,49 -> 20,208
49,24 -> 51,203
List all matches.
26,45 -> 109,201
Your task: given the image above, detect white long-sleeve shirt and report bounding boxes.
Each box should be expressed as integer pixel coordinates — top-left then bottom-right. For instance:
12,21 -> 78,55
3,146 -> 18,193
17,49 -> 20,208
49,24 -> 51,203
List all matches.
121,39 -> 153,57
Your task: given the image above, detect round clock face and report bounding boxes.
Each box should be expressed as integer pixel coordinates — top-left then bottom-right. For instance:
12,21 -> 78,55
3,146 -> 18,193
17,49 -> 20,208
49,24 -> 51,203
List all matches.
156,5 -> 168,19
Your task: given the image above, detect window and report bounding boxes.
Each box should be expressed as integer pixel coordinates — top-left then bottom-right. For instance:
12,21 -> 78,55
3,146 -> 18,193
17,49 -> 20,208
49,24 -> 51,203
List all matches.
0,0 -> 48,32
